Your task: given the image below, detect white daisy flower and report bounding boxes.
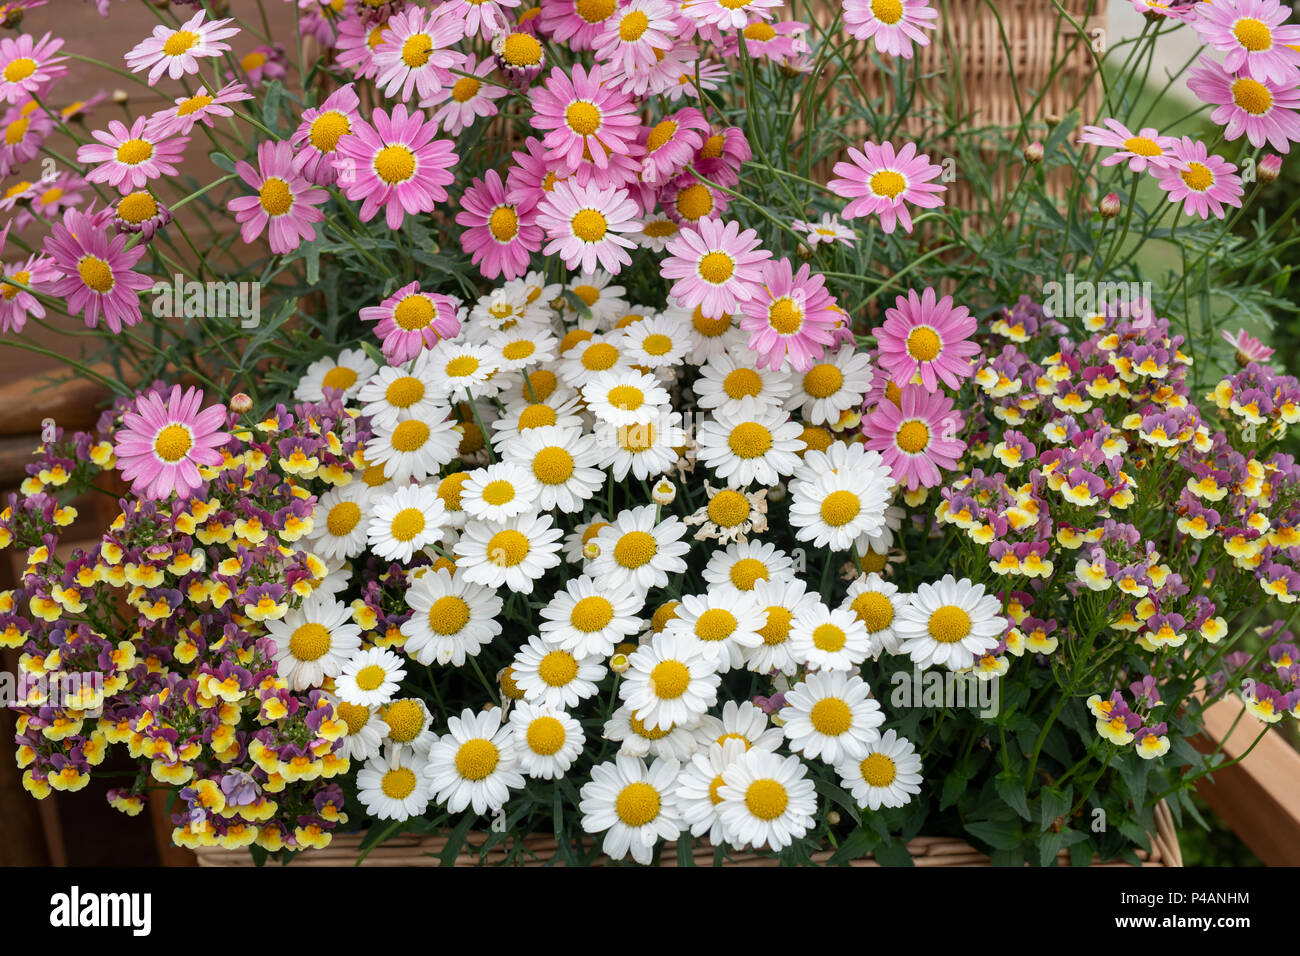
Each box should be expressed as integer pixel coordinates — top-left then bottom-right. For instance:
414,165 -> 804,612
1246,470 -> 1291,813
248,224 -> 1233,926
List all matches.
561,514 -> 612,565
664,589 -> 765,673
666,299 -> 748,365
581,368 -> 670,427
510,635 -> 606,709
603,705 -> 700,760
676,738 -> 749,844
335,646 -> 407,708
579,754 -> 683,865
357,361 -> 447,430
356,749 -> 433,821
696,397 -> 806,489
835,729 -> 923,810
460,461 -> 541,522
588,505 -> 690,595
592,410 -> 686,482
790,344 -> 874,426
426,339 -> 502,403
538,574 -> 644,657
381,697 -> 438,754
701,539 -> 795,596
509,700 -> 585,780
632,212 -> 681,252
400,567 -> 503,666
293,347 -> 378,402
789,602 -> 871,672
684,482 -> 769,544
716,748 -> 817,853
563,270 -> 628,328
469,285 -> 531,332
485,324 -> 559,371
741,576 -> 821,676
842,573 -> 910,658
501,424 -> 605,514
332,698 -> 390,763
619,630 -> 721,731
894,574 -> 1007,671
426,707 -> 525,816
692,699 -> 785,753
367,484 -> 449,563
694,350 -> 793,414
433,470 -> 472,530
489,392 -> 584,451
558,332 -> 632,388
619,312 -> 692,369
788,461 -> 892,553
793,212 -> 856,247
779,671 -> 884,764
504,271 -> 564,323
365,413 -> 461,483
454,511 -> 564,593
304,482 -> 372,562
266,591 -> 362,691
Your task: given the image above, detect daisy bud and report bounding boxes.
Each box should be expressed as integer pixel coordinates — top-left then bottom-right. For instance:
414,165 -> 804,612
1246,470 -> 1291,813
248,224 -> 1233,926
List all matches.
583,540 -> 601,561
229,392 -> 253,415
652,479 -> 676,505
609,653 -> 630,674
1259,154 -> 1282,184
1022,141 -> 1044,165
492,31 -> 545,90
768,482 -> 787,503
111,89 -> 129,105
1100,192 -> 1122,219
827,810 -> 841,825
796,243 -> 812,260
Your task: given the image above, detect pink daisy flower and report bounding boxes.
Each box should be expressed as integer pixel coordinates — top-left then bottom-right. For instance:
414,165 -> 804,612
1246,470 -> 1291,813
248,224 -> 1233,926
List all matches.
234,44 -> 289,86
695,125 -> 752,187
506,135 -> 568,214
1223,328 -> 1275,364
124,10 -> 240,85
290,83 -> 361,187
1187,57 -> 1300,153
1193,0 -> 1300,85
374,5 -> 465,102
682,0 -> 782,31
335,13 -> 391,80
17,171 -> 88,231
594,0 -> 676,75
539,0 -> 623,51
863,383 -> 965,490
660,173 -> 730,225
360,283 -> 462,365
228,140 -> 327,255
0,223 -> 56,333
444,0 -> 522,39
828,140 -> 946,235
334,104 -> 456,230
720,20 -> 812,61
0,99 -> 53,177
661,217 -> 771,316
43,207 -> 153,333
793,213 -> 856,247
1154,136 -> 1245,220
0,31 -> 65,105
640,106 -> 708,184
664,54 -> 727,102
874,286 -> 979,391
77,117 -> 188,195
420,54 -> 508,136
456,169 -> 543,281
609,36 -> 697,98
1078,118 -> 1178,172
114,385 -> 230,501
843,0 -> 938,58
739,258 -> 840,372
529,63 -> 641,176
148,82 -> 253,138
535,178 -> 640,274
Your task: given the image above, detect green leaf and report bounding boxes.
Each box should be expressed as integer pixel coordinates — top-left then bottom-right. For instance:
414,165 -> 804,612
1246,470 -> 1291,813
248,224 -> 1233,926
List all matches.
872,838 -> 915,868
814,777 -> 861,825
1036,830 -> 1064,867
438,812 -> 477,867
209,150 -> 236,173
940,768 -> 969,810
995,771 -> 1032,822
262,80 -> 283,131
827,827 -> 875,866
965,820 -> 1022,851
676,836 -> 695,867
1039,786 -> 1072,832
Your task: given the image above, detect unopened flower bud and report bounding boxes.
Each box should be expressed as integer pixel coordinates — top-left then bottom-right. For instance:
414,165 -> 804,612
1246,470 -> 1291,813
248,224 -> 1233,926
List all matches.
1259,154 -> 1282,184
827,810 -> 841,825
652,479 -> 676,505
583,540 -> 601,561
229,392 -> 253,414
610,653 -> 630,674
796,243 -> 812,260
1100,192 -> 1122,219
1023,141 -> 1044,165
112,89 -> 129,105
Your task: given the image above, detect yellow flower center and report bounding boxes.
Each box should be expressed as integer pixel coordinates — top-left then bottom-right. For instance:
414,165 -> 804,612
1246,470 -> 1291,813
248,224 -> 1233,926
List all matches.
336,701 -> 371,735
455,739 -> 499,780
501,33 -> 542,66
906,326 -> 941,361
502,340 -> 535,362
309,111 -> 351,152
380,766 -> 417,799
518,404 -> 557,430
695,608 -> 737,642
759,606 -> 792,645
575,0 -> 616,24
321,366 -> 357,392
896,419 -> 930,454
1181,162 -> 1214,192
451,76 -> 480,102
116,138 -> 154,166
605,384 -> 643,410
1122,135 -> 1162,157
3,56 -> 36,82
928,605 -> 972,643
390,419 -> 429,452
571,208 -> 607,242
389,507 -> 426,542
812,623 -> 847,652
488,529 -> 530,566
860,752 -> 897,787
803,363 -> 843,398
479,480 -> 514,507
401,33 -> 433,68
1231,77 -> 1273,115
117,190 -> 158,224
619,10 -> 650,40
488,205 -> 519,242
162,31 -> 199,56
870,169 -> 906,199
768,297 -> 803,334
383,699 -> 425,742
692,306 -> 732,337
532,446 -> 574,485
565,100 -> 601,136
526,716 -> 566,755
615,781 -> 661,826
708,489 -> 750,527
729,558 -> 769,590
820,490 -> 861,527
77,255 -> 115,294
675,182 -> 714,221
851,591 -> 893,632
384,375 -> 425,409
614,530 -> 657,568
1233,17 -> 1272,51
698,251 -> 735,284
152,423 -> 192,463
176,93 -> 213,116
728,422 -> 773,459
373,144 -> 416,184
258,177 -> 294,217
744,22 -> 777,40
571,595 -> 614,632
393,294 -> 434,330
326,501 -> 362,536
288,622 -> 332,662
643,219 -> 678,238
645,119 -> 677,153
0,270 -> 29,301
538,649 -> 578,686
723,368 -> 763,400
428,595 -> 471,635
4,117 -> 27,145
630,713 -> 671,739
650,659 -> 690,698
871,0 -> 903,23
745,779 -> 788,820
445,355 -> 480,378
810,697 -> 852,736
860,549 -> 888,573
580,342 -> 619,371
355,664 -> 387,692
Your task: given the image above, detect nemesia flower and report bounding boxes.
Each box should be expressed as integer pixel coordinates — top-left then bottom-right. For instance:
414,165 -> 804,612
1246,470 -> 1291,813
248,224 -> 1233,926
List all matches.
843,0 -> 938,58
77,117 -> 188,195
124,10 -> 239,84
290,83 -> 361,186
373,4 -> 466,102
44,206 -> 153,332
334,104 -> 456,229
1078,118 -> 1177,172
863,383 -> 965,490
1186,57 -> 1300,153
0,31 -> 65,104
1155,136 -> 1245,220
661,217 -> 771,316
829,139 -> 946,234
874,286 -> 979,390
113,385 -> 229,501
534,178 -> 640,274
739,257 -> 840,372
1192,0 -> 1300,85
228,140 -> 327,255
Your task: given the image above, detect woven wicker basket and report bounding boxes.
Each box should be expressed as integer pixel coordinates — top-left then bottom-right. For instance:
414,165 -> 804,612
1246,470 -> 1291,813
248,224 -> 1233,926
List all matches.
192,800 -> 1182,868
